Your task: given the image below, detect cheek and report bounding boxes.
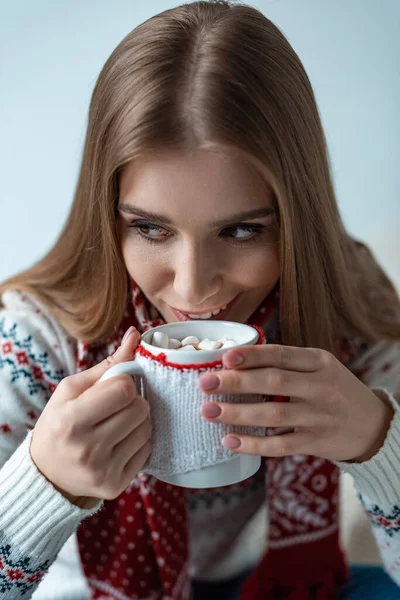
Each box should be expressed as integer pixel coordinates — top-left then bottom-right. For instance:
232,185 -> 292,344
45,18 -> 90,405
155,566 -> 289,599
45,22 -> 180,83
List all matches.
120,238 -> 170,292
232,247 -> 279,288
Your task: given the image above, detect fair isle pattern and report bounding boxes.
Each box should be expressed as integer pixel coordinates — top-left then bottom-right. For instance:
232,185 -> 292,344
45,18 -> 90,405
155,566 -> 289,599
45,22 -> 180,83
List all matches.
358,495 -> 400,538
185,467 -> 266,579
75,279 -> 349,600
0,238 -> 398,598
265,454 -> 340,548
0,317 -> 65,399
360,505 -> 400,580
185,468 -> 265,511
0,542 -> 50,595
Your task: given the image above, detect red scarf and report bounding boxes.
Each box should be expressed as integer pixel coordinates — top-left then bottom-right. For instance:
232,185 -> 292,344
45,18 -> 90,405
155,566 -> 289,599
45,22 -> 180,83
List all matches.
75,279 -> 350,599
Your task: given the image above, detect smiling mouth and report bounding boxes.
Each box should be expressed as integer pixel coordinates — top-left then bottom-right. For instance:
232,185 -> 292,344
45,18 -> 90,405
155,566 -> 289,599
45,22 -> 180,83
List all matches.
170,297 -> 237,321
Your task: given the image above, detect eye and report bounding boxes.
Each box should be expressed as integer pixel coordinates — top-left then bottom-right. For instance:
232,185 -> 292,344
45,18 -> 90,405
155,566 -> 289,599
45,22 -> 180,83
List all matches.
220,224 -> 265,244
126,220 -> 269,245
127,220 -> 169,242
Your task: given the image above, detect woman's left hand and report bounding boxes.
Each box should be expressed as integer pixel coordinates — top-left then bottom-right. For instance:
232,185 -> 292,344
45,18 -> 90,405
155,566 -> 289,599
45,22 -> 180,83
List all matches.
198,345 -> 394,463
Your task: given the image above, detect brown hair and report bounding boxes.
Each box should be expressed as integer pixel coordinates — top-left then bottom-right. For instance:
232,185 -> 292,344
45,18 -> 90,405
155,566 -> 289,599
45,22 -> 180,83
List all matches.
1,0 -> 399,353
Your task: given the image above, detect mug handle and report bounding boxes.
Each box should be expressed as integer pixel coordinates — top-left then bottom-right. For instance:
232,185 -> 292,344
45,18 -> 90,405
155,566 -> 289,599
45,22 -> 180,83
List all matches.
98,360 -> 145,382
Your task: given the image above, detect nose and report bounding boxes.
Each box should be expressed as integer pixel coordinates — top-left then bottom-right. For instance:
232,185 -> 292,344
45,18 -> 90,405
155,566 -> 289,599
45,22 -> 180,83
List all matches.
172,239 -> 221,308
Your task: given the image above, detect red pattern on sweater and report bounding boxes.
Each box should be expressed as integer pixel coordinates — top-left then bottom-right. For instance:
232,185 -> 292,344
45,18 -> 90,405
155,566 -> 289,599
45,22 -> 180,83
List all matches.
74,281 -> 349,599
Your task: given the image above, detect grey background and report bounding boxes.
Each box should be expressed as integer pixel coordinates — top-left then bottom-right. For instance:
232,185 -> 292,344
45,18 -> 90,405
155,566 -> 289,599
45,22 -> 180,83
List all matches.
1,0 -> 399,288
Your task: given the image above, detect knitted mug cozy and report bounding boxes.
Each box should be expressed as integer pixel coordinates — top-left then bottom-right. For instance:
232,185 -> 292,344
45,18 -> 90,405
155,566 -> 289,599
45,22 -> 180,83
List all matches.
129,333 -> 266,478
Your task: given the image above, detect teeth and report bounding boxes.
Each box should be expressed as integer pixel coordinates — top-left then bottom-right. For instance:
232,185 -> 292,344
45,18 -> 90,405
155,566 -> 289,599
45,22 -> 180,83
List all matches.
186,304 -> 227,319
212,305 -> 227,316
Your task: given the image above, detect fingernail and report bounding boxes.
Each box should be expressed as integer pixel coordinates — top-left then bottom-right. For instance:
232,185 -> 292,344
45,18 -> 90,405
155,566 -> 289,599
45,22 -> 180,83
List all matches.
201,403 -> 221,418
121,326 -> 136,345
223,436 -> 241,449
199,373 -> 220,391
225,351 -> 244,367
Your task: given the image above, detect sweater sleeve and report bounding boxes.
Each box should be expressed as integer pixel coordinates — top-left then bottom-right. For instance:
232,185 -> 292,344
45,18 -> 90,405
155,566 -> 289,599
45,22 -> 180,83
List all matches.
333,339 -> 400,586
0,290 -> 103,599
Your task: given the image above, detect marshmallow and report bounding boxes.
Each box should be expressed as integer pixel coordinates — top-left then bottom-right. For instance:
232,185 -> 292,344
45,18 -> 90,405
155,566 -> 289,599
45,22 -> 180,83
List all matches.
177,344 -> 197,351
181,336 -> 200,347
197,339 -> 223,350
152,331 -> 169,349
168,338 -> 182,349
149,332 -> 238,351
221,340 -> 238,349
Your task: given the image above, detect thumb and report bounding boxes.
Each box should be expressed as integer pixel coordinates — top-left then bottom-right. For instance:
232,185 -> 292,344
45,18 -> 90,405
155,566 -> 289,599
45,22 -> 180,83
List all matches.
71,327 -> 141,395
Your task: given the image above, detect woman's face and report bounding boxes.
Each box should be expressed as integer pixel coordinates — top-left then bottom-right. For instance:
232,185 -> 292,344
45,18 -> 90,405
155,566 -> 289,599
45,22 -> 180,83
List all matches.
117,149 -> 280,324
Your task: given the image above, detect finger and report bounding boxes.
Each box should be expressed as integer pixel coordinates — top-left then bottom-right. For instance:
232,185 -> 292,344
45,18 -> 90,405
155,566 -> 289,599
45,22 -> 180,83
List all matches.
199,367 -> 315,399
73,374 -> 139,426
112,418 -> 153,466
221,431 -> 311,457
121,440 -> 152,488
222,344 -> 331,372
65,327 -> 141,397
201,400 -> 316,428
95,395 -> 150,446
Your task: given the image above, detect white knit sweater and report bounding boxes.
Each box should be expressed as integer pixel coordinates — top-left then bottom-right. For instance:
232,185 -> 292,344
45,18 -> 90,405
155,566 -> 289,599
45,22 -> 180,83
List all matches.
0,290 -> 399,599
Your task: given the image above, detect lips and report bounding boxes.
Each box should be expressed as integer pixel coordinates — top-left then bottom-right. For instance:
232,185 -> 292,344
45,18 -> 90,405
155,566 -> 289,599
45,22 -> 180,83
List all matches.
170,297 -> 237,322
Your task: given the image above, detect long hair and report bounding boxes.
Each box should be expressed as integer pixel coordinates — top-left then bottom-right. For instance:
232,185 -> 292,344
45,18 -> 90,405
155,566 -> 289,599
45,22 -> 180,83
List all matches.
1,0 -> 399,352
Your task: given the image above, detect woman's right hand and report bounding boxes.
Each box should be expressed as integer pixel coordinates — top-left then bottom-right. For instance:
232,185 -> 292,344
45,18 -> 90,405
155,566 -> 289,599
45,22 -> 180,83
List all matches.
30,327 -> 152,508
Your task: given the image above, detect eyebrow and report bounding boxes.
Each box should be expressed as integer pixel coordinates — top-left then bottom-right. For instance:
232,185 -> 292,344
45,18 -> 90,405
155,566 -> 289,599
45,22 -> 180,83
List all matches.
117,203 -> 276,227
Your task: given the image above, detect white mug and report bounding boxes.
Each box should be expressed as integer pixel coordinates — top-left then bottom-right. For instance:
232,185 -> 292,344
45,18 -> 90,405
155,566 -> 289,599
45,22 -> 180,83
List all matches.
99,320 -> 265,488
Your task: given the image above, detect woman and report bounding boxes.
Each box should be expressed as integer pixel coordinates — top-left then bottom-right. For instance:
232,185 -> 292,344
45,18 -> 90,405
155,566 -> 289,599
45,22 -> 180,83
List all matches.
0,1 -> 399,598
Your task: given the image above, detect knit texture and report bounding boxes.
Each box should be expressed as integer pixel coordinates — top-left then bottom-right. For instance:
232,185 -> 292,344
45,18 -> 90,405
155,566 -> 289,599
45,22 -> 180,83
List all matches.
0,241 -> 400,598
131,335 -> 266,478
74,251 -> 400,600
73,279 -> 349,600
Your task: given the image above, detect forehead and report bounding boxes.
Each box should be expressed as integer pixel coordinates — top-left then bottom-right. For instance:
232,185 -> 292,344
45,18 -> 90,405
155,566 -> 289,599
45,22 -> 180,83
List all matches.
119,149 -> 274,223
